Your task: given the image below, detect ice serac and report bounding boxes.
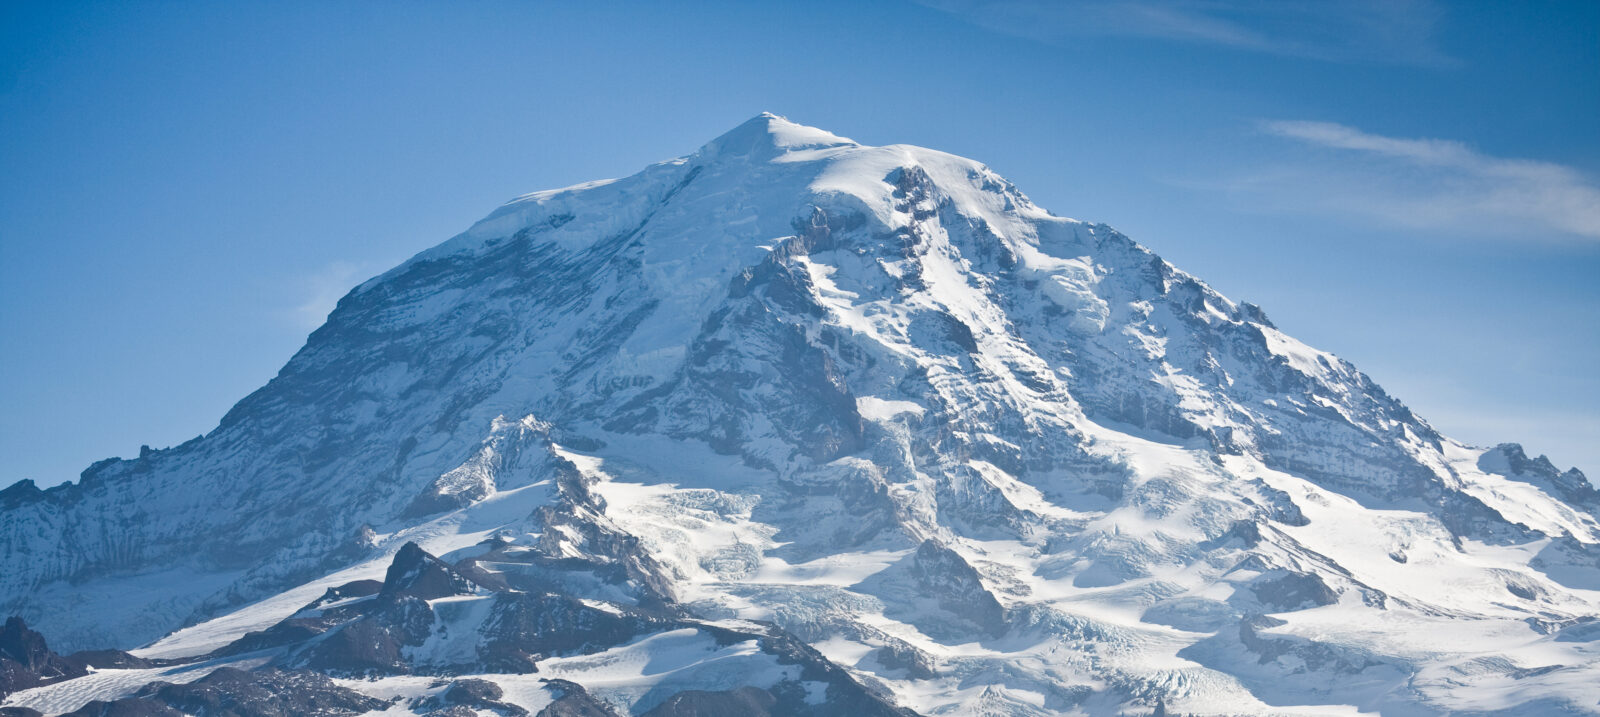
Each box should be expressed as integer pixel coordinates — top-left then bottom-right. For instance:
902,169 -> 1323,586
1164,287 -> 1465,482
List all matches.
3,113 -> 1599,715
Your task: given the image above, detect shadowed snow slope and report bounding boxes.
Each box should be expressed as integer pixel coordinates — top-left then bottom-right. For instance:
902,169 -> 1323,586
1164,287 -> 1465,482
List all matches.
4,113 -> 1598,716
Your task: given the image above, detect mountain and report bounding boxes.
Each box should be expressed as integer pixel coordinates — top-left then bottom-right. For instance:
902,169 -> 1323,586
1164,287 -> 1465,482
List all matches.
3,113 -> 1598,716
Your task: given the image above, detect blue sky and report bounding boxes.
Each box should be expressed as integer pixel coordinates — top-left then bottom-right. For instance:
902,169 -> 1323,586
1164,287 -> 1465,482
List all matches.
2,0 -> 1597,485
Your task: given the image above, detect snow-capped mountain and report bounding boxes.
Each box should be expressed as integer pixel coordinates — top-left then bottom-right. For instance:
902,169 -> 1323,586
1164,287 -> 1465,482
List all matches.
3,113 -> 1597,716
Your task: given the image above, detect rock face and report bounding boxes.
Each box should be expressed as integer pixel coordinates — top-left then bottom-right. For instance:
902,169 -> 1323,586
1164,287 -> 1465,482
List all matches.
0,619 -> 153,704
2,114 -> 1599,715
0,619 -> 85,700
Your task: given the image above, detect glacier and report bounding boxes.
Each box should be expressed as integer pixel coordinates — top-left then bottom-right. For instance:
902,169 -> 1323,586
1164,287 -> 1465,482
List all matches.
2,113 -> 1598,716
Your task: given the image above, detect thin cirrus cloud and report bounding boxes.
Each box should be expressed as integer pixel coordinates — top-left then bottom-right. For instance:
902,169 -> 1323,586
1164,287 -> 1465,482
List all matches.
288,260 -> 379,330
1227,121 -> 1600,241
916,0 -> 1455,67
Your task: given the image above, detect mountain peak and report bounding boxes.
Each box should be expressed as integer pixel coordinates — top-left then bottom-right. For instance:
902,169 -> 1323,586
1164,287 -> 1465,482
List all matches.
379,542 -> 478,601
696,112 -> 857,160
6,116 -> 1599,716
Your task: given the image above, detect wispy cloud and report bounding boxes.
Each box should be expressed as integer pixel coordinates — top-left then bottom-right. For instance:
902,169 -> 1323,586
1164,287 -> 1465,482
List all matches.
1223,120 -> 1600,240
918,0 -> 1455,67
288,261 -> 377,330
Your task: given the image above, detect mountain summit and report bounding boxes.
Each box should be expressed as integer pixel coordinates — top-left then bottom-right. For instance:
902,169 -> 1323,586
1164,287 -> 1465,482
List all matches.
3,114 -> 1597,715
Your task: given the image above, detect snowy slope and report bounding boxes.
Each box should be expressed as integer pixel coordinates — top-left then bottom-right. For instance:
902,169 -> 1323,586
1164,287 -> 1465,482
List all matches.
3,113 -> 1598,716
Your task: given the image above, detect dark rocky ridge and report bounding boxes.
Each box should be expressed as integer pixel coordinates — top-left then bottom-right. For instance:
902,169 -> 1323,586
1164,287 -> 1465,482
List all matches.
1,618 -> 154,702
3,543 -> 918,716
58,667 -> 389,717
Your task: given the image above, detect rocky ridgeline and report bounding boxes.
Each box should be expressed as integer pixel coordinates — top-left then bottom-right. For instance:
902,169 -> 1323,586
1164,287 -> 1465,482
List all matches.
4,541 -> 914,717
